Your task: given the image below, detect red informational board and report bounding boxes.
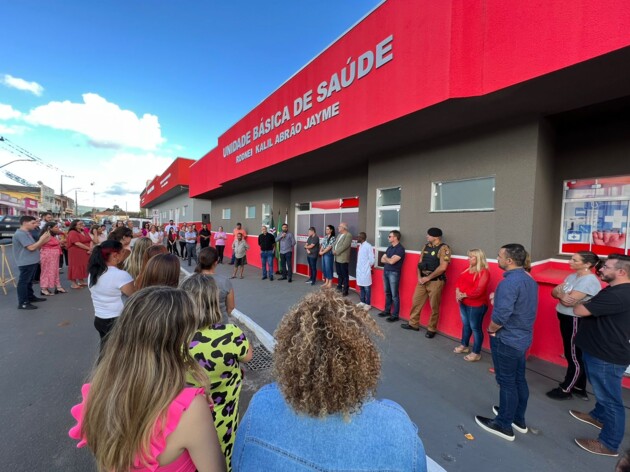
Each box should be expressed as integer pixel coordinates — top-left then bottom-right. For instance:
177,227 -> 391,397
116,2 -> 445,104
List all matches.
560,175 -> 630,256
190,0 -> 630,196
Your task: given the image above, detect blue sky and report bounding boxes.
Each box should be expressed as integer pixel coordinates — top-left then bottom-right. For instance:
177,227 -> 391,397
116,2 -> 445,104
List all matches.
0,0 -> 382,210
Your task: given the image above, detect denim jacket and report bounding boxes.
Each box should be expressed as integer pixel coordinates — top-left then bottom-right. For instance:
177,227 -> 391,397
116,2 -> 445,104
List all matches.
233,383 -> 427,472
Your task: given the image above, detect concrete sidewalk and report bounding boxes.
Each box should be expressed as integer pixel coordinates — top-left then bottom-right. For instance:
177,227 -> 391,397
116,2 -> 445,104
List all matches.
204,261 -> 630,472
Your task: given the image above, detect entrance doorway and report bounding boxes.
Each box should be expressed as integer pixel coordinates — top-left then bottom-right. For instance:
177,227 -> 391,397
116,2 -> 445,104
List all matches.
294,197 -> 360,284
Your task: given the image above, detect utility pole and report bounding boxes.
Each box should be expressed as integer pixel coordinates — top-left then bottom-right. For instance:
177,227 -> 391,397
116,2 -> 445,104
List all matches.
60,175 -> 73,219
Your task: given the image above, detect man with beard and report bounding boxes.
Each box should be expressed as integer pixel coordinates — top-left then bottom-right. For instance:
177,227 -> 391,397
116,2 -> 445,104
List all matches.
571,254 -> 630,457
475,243 -> 537,442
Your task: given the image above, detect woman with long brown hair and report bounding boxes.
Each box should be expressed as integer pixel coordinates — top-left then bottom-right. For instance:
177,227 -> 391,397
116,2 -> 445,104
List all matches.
547,251 -> 603,400
67,219 -> 92,289
69,287 -> 226,472
135,253 -> 181,289
39,221 -> 66,296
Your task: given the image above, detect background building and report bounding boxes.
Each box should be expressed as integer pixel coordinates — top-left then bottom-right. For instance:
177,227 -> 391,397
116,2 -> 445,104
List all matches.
140,158 -> 211,227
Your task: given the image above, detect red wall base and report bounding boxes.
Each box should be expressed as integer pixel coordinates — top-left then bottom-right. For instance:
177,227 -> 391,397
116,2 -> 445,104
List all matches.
212,233 -> 630,388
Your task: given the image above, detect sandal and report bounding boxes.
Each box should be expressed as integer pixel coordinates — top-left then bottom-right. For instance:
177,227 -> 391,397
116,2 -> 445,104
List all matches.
56,287 -> 67,294
453,345 -> 470,354
239,276 -> 244,279
464,353 -> 482,362
229,276 -> 236,279
71,284 -> 83,289
40,290 -> 54,296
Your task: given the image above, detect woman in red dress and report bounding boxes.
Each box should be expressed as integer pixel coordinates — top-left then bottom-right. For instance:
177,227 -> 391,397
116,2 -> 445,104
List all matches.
67,219 -> 92,289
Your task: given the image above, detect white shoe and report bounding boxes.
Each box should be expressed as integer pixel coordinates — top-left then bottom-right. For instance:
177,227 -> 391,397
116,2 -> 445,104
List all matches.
362,304 -> 371,311
356,302 -> 365,308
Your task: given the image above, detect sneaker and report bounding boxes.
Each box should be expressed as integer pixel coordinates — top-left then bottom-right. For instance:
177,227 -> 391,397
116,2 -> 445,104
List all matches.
385,316 -> 400,322
492,406 -> 528,433
356,302 -> 365,308
546,387 -> 572,400
574,438 -> 618,457
572,388 -> 589,401
269,277 -> 274,281
29,296 -> 47,303
363,304 -> 371,310
377,311 -> 390,318
262,276 -> 267,280
569,410 -> 603,430
475,416 -> 515,441
18,303 -> 38,310
305,280 -> 312,284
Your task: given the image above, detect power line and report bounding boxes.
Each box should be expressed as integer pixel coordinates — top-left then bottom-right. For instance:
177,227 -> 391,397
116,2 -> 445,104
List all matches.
0,136 -> 68,173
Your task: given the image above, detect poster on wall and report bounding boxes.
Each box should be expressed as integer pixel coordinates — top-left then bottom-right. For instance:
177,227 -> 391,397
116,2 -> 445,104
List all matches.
561,176 -> 630,256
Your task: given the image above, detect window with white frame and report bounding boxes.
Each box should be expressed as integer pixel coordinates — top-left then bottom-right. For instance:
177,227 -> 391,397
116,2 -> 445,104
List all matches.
376,187 -> 401,267
182,205 -> 187,217
245,205 -> 256,219
222,208 -> 231,220
262,203 -> 272,226
431,176 -> 495,212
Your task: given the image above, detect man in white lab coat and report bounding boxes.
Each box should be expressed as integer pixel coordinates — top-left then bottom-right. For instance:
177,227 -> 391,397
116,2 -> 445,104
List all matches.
356,232 -> 375,310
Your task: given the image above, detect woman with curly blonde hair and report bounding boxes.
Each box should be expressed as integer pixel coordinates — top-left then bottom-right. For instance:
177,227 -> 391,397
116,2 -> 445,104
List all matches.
69,286 -> 226,472
232,290 -> 427,472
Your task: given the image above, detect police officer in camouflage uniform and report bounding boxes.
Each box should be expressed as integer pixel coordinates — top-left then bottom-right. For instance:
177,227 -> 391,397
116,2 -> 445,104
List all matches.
401,227 -> 451,338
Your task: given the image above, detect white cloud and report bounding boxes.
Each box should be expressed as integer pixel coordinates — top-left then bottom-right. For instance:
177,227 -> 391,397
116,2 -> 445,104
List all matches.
24,93 -> 166,150
87,152 -> 172,210
2,74 -> 44,96
0,103 -> 22,120
0,148 -> 172,211
0,123 -> 28,135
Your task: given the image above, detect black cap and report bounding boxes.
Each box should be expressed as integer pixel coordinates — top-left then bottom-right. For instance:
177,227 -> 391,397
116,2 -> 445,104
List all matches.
427,227 -> 443,237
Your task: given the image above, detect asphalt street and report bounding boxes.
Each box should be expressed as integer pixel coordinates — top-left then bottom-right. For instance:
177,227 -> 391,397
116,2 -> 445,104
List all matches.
1,246 -> 629,471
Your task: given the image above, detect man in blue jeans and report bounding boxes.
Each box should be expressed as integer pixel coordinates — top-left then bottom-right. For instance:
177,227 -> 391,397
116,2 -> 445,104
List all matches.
304,226 -> 320,285
378,230 -> 405,322
12,216 -> 51,310
276,223 -> 296,282
258,225 -> 276,281
475,243 -> 537,441
572,253 -> 630,457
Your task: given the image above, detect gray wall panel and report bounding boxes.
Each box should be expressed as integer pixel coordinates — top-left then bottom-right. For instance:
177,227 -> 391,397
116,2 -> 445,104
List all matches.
367,121 -> 541,256
209,187 -> 274,234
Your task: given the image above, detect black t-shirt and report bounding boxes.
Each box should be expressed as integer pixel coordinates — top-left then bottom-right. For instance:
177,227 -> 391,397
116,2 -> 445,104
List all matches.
258,232 -> 276,251
199,229 -> 211,247
306,235 -> 320,258
576,284 -> 630,365
384,243 -> 405,272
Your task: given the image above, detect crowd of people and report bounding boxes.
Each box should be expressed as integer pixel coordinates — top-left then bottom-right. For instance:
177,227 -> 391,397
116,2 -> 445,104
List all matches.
9,213 -> 630,468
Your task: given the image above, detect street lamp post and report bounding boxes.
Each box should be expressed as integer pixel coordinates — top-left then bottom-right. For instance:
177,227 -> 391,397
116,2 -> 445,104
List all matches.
65,187 -> 85,218
60,175 -> 73,219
